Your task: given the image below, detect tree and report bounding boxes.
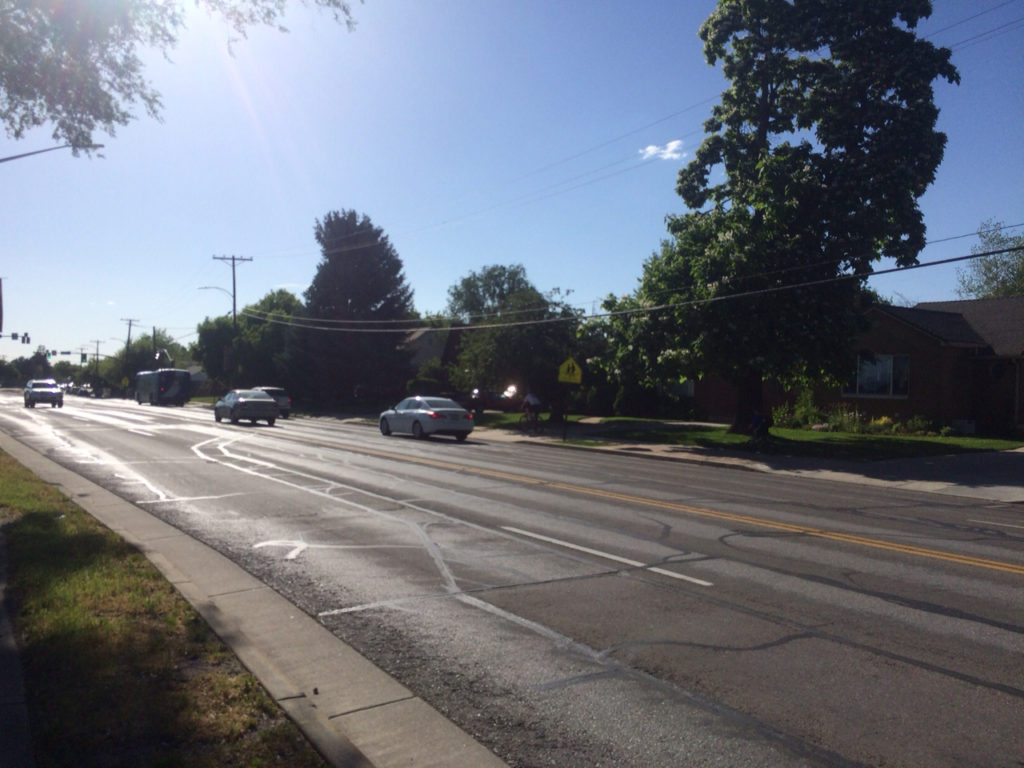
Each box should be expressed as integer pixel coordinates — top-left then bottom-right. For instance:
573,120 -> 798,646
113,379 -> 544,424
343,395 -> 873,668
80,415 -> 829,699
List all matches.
446,265 -> 579,401
648,0 -> 958,430
0,0 -> 356,149
956,220 -> 1024,299
302,209 -> 416,404
446,264 -> 532,322
104,328 -> 188,393
194,289 -> 304,392
235,289 -> 305,386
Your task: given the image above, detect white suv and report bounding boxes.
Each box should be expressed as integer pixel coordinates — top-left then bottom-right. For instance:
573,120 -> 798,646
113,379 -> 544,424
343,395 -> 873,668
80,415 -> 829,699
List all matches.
24,379 -> 64,408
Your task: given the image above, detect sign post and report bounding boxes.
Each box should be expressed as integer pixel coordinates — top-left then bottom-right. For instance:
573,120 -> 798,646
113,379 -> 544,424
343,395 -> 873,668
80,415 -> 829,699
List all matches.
555,357 -> 583,440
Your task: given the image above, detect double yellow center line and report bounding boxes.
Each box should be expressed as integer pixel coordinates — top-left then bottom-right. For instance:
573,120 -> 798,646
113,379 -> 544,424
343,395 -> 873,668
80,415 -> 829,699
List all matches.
347,442 -> 1024,576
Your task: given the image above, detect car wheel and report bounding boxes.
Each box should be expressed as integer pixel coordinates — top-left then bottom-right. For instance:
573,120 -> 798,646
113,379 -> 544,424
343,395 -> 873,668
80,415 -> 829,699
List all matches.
412,421 -> 426,439
267,417 -> 276,426
456,433 -> 468,442
215,412 -> 222,422
380,418 -> 391,436
230,410 -> 239,424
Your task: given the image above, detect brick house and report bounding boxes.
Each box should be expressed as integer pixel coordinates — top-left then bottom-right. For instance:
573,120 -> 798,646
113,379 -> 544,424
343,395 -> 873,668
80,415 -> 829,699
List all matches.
830,297 -> 1024,435
689,296 -> 1024,435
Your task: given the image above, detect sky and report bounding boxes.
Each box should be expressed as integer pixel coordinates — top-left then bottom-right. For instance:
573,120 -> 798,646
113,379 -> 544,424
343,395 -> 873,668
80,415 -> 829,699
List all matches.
1,0 -> 1022,363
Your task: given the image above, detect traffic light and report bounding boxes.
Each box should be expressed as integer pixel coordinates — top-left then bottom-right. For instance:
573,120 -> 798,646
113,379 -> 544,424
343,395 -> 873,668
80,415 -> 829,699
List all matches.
10,333 -> 17,341
46,350 -> 51,359
22,333 -> 29,344
81,353 -> 87,364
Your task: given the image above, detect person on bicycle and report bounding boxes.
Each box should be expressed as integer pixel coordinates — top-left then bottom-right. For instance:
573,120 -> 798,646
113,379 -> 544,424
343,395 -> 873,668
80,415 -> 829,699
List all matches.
522,391 -> 541,427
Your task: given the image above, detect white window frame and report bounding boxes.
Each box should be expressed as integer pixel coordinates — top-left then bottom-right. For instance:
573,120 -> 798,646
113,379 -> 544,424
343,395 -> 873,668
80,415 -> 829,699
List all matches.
844,354 -> 909,398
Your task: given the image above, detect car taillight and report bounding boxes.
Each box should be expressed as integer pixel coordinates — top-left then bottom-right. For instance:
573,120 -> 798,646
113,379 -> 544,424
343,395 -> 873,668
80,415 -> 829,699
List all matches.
428,411 -> 442,419
465,413 -> 474,420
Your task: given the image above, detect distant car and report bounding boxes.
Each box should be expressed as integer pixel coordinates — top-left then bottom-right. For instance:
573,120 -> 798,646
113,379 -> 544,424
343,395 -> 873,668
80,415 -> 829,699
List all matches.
457,387 -> 522,414
251,386 -> 291,418
379,396 -> 474,441
214,389 -> 279,426
24,379 -> 64,408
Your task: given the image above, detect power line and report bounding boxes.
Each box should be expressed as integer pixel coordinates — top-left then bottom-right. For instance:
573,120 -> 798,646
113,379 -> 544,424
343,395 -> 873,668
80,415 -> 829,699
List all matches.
237,245 -> 1022,335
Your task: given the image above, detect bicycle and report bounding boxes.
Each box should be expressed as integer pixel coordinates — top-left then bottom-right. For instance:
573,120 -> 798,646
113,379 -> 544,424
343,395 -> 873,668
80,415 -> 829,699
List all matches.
518,411 -> 542,435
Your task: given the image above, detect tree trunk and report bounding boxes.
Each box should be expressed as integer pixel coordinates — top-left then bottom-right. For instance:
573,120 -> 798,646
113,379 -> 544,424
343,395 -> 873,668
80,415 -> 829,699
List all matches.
730,371 -> 765,434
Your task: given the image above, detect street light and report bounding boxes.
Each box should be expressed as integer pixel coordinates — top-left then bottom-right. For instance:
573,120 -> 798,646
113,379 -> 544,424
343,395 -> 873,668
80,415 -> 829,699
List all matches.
199,285 -> 237,329
0,144 -> 105,163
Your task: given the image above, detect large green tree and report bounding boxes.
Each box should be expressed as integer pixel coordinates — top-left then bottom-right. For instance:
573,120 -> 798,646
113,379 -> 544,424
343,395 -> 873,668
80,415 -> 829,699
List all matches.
446,265 -> 579,401
446,264 -> 533,322
956,220 -> 1024,299
646,0 -> 958,429
0,0 -> 356,149
194,289 -> 304,392
303,209 -> 416,404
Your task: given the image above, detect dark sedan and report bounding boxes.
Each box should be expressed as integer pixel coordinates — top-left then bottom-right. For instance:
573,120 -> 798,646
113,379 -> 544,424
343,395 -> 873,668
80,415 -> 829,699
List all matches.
214,389 -> 279,426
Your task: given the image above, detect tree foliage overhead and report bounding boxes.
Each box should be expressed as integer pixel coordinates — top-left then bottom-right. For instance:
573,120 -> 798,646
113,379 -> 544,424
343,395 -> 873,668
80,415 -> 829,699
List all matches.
0,0 -> 357,148
956,220 -> 1024,299
642,0 -> 958,428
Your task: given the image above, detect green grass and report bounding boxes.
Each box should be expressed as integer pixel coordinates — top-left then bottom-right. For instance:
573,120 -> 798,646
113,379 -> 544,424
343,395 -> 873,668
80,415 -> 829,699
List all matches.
0,451 -> 328,768
476,412 -> 1024,462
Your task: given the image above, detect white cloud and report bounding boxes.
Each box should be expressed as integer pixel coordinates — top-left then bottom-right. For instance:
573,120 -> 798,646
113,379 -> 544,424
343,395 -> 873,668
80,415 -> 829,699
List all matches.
640,139 -> 684,160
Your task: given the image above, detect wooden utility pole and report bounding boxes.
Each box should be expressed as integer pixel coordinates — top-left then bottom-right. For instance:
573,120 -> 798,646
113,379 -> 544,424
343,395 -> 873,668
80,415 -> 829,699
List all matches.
212,255 -> 253,329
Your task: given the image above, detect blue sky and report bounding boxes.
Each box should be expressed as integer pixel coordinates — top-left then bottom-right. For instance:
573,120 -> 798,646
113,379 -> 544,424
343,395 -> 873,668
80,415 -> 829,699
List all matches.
2,0 -> 1022,363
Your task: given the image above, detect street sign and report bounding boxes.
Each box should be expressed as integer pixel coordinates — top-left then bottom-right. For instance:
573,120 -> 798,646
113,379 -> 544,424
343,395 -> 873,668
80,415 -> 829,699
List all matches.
558,356 -> 582,384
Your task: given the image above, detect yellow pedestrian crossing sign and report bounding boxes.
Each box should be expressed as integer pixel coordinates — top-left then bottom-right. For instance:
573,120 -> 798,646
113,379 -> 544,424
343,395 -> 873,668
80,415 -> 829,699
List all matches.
558,356 -> 582,384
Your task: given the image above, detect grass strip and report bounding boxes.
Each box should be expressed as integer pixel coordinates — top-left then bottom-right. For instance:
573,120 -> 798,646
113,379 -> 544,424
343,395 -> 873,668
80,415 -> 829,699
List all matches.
0,450 -> 328,768
476,412 -> 1023,461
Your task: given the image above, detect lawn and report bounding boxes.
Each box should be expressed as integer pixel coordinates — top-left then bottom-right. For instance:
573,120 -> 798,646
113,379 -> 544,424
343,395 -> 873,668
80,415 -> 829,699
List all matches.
0,451 -> 329,767
475,412 -> 1024,462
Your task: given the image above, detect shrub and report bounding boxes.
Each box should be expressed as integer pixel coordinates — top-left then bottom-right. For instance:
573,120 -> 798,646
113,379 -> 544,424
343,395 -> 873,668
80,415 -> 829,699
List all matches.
904,414 -> 934,434
828,406 -> 864,433
867,415 -> 894,434
771,401 -> 795,428
793,389 -> 824,428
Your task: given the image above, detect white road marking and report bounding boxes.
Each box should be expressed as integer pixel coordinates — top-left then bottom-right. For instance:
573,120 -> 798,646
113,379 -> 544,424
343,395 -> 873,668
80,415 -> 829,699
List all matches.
969,518 -> 1024,531
501,526 -> 713,587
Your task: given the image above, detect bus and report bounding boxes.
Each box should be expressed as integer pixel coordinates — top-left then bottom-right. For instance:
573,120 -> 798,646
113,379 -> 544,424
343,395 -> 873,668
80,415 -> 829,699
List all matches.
135,368 -> 191,406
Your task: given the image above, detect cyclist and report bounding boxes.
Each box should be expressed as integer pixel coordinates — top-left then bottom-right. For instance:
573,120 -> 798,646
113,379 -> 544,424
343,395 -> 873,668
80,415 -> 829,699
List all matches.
522,391 -> 542,433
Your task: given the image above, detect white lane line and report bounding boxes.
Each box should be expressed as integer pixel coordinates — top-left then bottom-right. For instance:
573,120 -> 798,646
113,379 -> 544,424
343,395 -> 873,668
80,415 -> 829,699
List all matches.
501,526 -> 713,587
969,519 -> 1024,531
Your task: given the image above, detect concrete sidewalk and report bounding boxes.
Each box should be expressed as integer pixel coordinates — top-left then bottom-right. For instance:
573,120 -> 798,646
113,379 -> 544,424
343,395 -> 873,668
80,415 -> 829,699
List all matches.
2,424 -> 1021,767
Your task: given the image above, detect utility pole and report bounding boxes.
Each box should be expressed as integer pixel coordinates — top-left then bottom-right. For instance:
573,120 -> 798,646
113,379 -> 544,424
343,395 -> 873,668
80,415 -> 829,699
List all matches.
90,340 -> 102,379
212,254 -> 253,330
121,318 -> 139,350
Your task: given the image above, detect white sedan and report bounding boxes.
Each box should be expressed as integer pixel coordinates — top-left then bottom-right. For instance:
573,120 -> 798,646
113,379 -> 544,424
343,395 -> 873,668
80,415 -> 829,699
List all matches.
379,396 -> 474,441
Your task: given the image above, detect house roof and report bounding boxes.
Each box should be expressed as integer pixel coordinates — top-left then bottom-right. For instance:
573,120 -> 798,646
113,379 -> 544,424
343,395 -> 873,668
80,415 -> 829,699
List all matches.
873,305 -> 988,349
916,296 -> 1024,357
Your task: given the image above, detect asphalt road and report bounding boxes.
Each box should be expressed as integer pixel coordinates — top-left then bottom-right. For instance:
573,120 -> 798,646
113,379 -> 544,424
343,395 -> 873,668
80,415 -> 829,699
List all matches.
1,393 -> 1021,768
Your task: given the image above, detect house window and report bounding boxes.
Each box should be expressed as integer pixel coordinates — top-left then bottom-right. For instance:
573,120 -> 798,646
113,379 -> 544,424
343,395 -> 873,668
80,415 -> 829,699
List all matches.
845,354 -> 909,397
